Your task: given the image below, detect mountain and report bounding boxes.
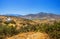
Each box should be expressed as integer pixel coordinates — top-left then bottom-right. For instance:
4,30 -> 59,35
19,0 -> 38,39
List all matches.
0,12 -> 60,20
21,12 -> 60,20
0,14 -> 22,17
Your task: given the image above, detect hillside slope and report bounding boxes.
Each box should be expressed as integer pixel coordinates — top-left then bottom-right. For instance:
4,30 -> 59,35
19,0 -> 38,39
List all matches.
0,15 -> 60,39
0,16 -> 38,29
22,12 -> 60,20
7,32 -> 50,39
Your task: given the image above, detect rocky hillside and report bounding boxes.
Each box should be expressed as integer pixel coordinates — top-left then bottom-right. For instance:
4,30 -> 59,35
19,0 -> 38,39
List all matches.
7,32 -> 50,39
0,16 -> 38,29
0,15 -> 60,39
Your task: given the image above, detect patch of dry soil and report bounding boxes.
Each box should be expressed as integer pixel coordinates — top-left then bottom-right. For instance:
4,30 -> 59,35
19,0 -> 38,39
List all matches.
7,32 -> 50,39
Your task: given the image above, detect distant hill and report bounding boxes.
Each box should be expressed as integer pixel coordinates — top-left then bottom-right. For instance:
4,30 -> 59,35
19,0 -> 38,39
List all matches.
21,12 -> 60,20
1,12 -> 60,20
0,14 -> 22,17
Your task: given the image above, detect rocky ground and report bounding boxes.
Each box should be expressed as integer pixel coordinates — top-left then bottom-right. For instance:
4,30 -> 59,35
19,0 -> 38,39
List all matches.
7,32 -> 50,39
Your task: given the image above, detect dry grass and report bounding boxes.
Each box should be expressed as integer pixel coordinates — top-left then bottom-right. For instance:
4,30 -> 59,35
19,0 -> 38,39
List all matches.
7,32 -> 50,39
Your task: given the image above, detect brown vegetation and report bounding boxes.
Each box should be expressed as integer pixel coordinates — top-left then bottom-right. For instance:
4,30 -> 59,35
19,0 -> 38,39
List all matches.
0,16 -> 60,39
7,32 -> 50,39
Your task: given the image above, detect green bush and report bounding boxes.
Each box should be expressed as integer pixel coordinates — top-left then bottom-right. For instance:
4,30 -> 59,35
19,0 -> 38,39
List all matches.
0,25 -> 19,39
0,21 -> 60,39
19,22 -> 60,39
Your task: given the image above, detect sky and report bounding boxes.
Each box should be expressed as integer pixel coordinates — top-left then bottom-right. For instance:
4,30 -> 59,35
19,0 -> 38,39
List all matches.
0,0 -> 60,15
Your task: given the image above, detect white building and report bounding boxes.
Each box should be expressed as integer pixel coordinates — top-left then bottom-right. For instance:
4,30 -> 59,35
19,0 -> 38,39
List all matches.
6,17 -> 11,22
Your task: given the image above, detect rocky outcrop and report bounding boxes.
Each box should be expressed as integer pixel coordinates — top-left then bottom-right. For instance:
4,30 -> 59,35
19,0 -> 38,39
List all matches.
7,32 -> 50,39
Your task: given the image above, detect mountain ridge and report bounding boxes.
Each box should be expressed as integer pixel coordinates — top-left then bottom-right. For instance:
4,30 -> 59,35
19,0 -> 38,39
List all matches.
21,12 -> 60,19
0,12 -> 60,20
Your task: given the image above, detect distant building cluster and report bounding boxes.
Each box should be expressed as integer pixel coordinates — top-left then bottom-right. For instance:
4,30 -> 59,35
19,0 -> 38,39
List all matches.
0,16 -> 12,22
6,17 -> 11,22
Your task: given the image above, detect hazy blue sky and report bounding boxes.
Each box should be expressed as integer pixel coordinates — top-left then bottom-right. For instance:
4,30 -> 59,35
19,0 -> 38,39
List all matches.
0,0 -> 60,15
